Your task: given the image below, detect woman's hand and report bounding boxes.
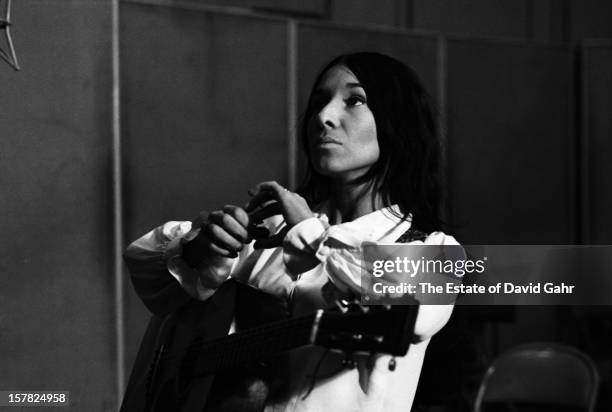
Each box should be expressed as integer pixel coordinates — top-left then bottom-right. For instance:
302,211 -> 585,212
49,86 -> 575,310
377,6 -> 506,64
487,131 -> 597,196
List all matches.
245,181 -> 315,249
182,206 -> 251,267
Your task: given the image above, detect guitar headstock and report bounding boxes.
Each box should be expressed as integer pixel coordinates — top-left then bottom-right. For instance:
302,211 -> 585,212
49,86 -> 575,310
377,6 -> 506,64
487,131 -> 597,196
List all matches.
314,299 -> 419,357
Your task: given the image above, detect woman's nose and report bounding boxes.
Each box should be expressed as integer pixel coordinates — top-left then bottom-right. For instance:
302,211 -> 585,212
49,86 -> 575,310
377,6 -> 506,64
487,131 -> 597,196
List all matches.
316,101 -> 340,129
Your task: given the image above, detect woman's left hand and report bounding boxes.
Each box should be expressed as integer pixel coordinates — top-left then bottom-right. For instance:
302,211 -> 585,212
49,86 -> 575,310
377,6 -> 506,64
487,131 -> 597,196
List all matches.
244,181 -> 314,248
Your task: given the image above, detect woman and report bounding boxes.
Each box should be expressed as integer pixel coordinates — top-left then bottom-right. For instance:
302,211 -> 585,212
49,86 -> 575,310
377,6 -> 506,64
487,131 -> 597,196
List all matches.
124,52 -> 458,411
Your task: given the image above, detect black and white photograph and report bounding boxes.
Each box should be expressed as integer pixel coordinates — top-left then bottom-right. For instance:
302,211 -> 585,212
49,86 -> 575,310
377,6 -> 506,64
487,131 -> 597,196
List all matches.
1,0 -> 611,411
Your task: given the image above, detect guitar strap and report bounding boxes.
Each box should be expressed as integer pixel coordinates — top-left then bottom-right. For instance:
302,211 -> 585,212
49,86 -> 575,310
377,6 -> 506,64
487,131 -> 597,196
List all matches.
395,225 -> 428,243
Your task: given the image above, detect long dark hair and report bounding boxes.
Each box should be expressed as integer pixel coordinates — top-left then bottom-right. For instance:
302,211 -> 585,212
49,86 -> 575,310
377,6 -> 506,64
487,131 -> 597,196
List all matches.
298,52 -> 445,233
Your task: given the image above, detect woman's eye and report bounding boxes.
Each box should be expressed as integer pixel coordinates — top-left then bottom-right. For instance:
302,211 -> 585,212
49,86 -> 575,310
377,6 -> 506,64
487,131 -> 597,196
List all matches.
346,96 -> 366,107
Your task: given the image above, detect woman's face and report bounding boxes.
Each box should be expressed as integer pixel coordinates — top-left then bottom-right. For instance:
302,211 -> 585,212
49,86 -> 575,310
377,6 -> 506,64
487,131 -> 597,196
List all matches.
306,65 -> 379,182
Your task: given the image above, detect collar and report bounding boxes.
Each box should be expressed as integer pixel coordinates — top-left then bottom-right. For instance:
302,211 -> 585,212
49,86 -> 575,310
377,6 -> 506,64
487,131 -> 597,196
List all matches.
316,205 -> 412,244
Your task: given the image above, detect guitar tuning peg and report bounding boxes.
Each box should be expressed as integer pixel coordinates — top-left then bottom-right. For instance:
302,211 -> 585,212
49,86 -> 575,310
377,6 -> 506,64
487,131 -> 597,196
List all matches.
341,354 -> 356,369
388,357 -> 396,371
335,298 -> 365,313
334,300 -> 349,313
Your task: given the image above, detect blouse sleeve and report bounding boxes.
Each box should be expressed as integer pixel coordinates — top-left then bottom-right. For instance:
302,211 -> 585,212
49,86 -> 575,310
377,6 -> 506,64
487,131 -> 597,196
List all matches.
123,221 -> 236,316
283,220 -> 458,341
283,216 -> 384,293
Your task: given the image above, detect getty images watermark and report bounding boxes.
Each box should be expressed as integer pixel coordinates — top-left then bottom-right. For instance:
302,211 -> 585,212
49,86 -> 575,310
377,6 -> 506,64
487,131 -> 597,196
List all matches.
361,244 -> 612,305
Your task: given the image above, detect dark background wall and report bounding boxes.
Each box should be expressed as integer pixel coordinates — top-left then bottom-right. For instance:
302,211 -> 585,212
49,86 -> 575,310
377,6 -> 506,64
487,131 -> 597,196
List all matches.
1,0 -> 611,410
0,1 -> 116,410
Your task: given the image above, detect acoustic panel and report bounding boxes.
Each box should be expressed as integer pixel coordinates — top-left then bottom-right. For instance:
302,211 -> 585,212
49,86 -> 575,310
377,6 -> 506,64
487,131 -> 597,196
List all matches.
583,45 -> 612,243
0,0 -> 116,409
569,0 -> 612,40
154,0 -> 328,16
413,0 -> 530,40
330,0 -> 402,27
446,39 -> 574,244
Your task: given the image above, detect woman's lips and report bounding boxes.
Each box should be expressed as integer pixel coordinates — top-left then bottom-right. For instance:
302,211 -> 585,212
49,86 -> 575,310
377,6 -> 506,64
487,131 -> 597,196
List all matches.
315,136 -> 341,146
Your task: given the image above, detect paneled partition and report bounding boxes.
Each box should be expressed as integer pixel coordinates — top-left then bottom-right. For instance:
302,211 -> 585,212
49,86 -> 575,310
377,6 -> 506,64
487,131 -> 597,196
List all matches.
0,0 -> 116,410
446,39 -> 575,244
582,43 -> 612,244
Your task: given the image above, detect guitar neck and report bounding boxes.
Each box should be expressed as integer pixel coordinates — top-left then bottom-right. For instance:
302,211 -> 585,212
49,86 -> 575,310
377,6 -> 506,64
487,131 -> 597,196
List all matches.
192,312 -> 320,377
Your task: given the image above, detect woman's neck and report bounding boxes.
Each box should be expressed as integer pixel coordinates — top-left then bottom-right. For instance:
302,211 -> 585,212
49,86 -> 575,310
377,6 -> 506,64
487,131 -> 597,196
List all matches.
327,180 -> 383,224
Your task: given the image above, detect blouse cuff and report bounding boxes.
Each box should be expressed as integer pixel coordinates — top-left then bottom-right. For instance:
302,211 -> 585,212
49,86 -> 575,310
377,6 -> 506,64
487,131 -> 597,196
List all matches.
282,217 -> 329,276
166,225 -> 233,300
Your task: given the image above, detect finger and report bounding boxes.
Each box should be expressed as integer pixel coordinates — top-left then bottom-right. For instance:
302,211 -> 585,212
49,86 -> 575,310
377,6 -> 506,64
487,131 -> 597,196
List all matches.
246,181 -> 288,211
248,180 -> 286,197
249,202 -> 282,224
208,210 -> 250,243
222,205 -> 250,228
207,240 -> 238,258
245,190 -> 276,212
206,222 -> 244,252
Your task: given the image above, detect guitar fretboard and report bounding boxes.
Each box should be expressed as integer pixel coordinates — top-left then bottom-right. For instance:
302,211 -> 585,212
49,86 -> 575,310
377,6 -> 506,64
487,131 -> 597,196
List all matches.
187,313 -> 318,377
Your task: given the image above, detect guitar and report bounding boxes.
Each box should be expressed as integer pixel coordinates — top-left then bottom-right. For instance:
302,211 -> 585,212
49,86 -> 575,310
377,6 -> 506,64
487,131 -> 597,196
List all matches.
121,279 -> 419,411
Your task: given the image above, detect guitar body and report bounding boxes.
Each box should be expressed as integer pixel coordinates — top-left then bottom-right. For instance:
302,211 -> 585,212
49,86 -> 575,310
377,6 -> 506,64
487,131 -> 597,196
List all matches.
121,280 -> 235,412
121,279 -> 289,412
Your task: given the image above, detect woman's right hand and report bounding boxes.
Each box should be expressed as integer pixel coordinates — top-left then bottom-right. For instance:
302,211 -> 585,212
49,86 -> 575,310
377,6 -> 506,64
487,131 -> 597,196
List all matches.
182,205 -> 252,267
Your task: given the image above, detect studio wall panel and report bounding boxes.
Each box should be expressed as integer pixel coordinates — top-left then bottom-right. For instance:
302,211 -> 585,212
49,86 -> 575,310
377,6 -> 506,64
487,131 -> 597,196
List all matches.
0,0 -> 116,410
121,3 -> 289,378
583,45 -> 612,243
330,0 -> 401,27
413,0 -> 530,40
446,39 -> 574,244
569,0 -> 612,40
146,0 -> 328,16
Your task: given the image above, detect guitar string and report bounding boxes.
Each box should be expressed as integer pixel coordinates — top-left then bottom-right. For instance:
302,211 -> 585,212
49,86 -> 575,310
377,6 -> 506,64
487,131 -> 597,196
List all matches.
166,315 -> 312,361
157,314 -> 314,366
205,317 -> 311,366
209,324 -> 310,373
187,317 -> 313,374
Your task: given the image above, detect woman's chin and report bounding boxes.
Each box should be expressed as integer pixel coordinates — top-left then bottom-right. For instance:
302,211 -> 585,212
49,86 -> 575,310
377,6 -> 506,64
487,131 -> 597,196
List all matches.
312,162 -> 343,178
